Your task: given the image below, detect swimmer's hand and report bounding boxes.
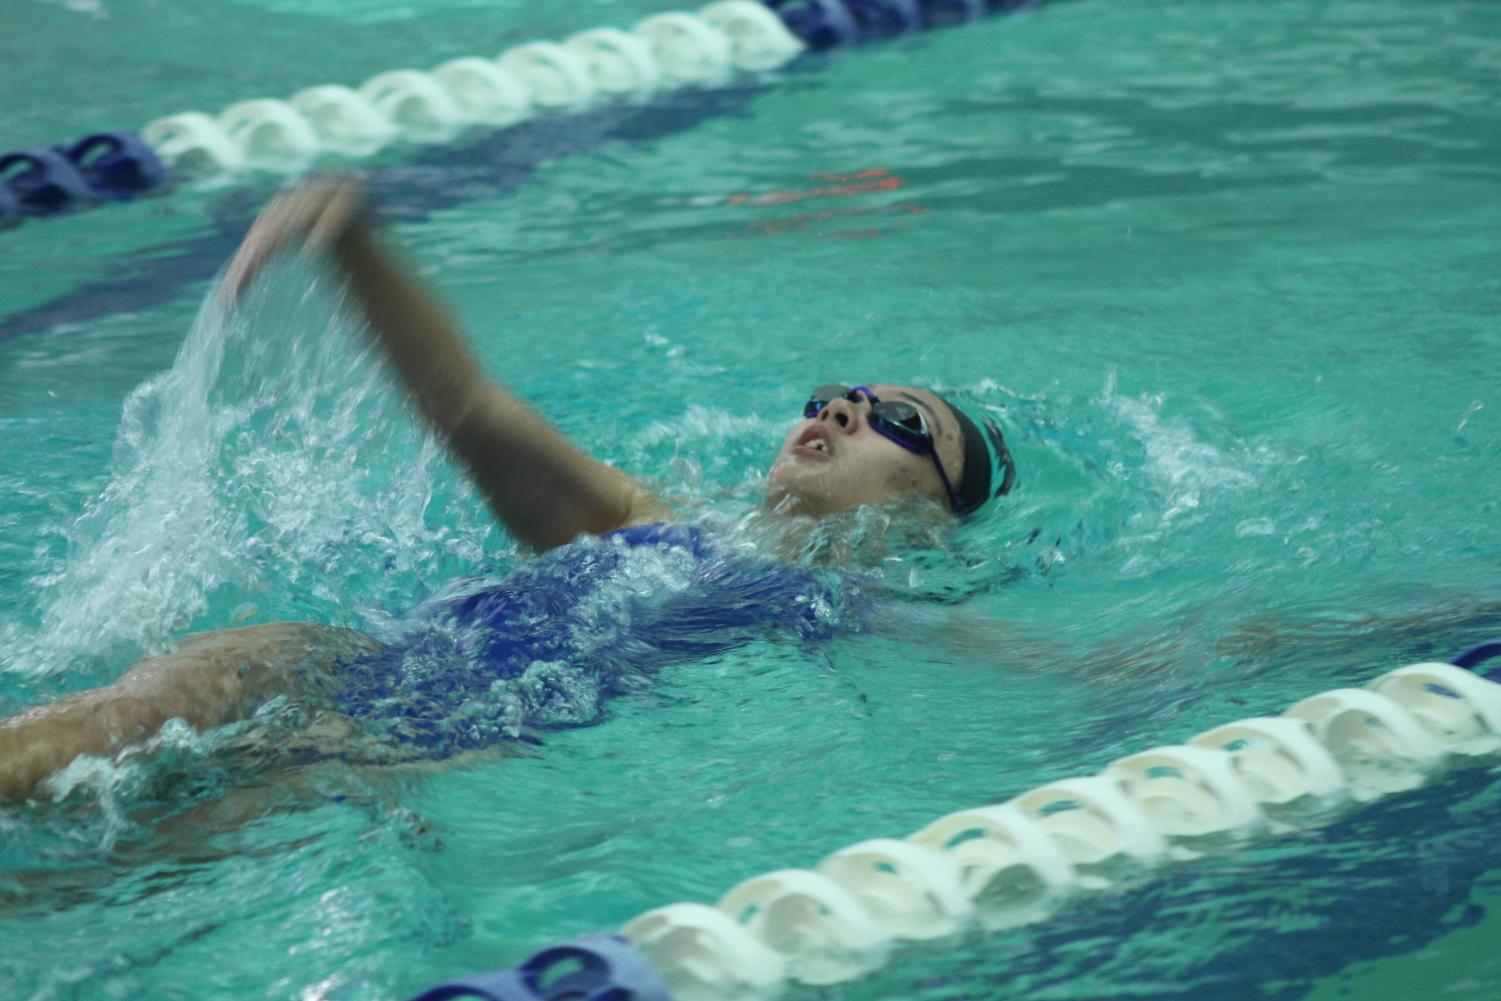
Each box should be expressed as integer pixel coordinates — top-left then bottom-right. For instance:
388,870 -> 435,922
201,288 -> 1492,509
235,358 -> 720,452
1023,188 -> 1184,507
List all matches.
218,175 -> 369,308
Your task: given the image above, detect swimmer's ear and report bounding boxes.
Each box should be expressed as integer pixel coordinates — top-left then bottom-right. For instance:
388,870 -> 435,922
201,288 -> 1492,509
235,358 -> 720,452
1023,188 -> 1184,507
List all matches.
217,174 -> 371,309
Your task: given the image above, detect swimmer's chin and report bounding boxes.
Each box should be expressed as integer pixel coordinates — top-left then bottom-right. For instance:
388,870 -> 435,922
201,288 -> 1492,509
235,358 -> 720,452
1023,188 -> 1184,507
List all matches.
763,470 -> 827,518
763,485 -> 809,517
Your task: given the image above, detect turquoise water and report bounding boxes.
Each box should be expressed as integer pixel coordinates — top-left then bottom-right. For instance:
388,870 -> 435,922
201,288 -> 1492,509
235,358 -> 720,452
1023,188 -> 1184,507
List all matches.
2,0 -> 1500,998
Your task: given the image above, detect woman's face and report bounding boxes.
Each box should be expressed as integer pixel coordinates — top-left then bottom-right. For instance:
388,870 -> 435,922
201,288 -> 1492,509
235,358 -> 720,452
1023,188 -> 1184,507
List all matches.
764,383 -> 967,516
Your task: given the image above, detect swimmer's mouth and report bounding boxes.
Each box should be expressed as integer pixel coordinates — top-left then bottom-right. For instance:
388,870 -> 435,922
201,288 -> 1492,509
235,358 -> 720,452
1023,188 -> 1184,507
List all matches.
793,425 -> 833,460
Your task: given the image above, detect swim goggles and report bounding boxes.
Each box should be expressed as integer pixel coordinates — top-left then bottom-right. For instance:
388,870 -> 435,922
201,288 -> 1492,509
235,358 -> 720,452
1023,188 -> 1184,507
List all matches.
803,384 -> 968,514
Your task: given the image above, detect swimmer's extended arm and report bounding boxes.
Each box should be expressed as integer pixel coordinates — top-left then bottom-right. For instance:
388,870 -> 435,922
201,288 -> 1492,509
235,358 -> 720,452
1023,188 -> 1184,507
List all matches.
222,178 -> 667,552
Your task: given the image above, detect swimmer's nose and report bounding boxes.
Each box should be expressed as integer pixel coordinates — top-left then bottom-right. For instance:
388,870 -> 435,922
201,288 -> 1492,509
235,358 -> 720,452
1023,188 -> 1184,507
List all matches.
817,396 -> 862,434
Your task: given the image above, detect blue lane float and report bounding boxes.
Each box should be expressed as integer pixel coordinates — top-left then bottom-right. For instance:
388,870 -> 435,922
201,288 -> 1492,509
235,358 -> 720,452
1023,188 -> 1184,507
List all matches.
0,178 -> 20,230
764,0 -> 861,48
0,133 -> 165,222
1453,638 -> 1501,679
0,147 -> 97,216
65,132 -> 168,198
405,935 -> 668,1001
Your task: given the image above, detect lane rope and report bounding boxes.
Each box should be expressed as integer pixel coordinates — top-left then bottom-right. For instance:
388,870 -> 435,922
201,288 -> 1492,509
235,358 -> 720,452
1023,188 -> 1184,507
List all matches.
0,1 -> 1042,226
404,648 -> 1501,999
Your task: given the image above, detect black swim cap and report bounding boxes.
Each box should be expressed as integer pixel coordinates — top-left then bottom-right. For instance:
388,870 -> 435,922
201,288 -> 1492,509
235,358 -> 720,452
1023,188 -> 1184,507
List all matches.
935,395 -> 1016,516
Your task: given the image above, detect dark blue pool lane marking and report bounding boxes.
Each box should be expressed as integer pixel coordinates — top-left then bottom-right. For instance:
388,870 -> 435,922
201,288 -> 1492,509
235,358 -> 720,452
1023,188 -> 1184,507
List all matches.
0,85 -> 769,344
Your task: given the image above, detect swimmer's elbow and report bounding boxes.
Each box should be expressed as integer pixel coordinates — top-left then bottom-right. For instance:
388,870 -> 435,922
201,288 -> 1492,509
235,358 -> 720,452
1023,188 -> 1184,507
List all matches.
617,479 -> 672,531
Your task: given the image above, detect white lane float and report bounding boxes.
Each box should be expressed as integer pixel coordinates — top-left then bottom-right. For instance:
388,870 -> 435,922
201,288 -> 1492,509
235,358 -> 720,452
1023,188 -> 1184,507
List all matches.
816,838 -> 974,940
716,868 -> 889,985
288,85 -> 398,156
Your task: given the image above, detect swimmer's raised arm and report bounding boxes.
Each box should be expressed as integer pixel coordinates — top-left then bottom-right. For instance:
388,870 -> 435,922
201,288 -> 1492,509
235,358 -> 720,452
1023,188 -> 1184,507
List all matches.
222,177 -> 666,551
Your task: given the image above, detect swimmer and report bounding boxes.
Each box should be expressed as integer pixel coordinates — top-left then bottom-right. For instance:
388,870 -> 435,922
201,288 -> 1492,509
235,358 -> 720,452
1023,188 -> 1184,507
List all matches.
0,176 -> 1014,803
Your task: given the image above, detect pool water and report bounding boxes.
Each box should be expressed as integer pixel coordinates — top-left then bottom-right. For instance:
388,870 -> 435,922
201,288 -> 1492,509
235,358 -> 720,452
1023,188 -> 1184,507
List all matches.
2,0 -> 1499,998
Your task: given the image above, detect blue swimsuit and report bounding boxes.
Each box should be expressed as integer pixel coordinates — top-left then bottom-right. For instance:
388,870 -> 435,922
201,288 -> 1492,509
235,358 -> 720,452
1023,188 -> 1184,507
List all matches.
334,524 -> 860,756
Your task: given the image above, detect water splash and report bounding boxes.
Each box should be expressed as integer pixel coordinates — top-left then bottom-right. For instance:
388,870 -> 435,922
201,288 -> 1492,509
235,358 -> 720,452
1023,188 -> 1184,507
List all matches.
5,258 -> 493,678
1099,370 -> 1261,526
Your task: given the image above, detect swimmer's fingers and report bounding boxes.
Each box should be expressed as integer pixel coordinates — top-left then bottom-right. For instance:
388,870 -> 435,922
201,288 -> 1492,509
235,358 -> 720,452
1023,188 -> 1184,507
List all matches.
304,176 -> 369,250
218,176 -> 370,308
219,187 -> 311,307
219,227 -> 275,309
